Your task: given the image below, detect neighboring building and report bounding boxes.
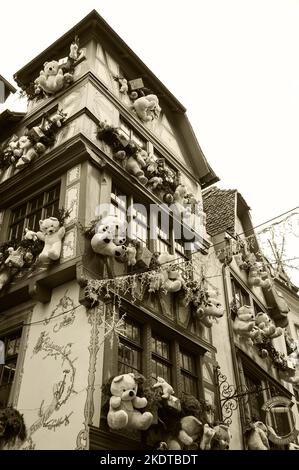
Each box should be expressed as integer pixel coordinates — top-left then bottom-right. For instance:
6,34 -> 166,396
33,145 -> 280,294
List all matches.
0,10 -> 298,451
203,187 -> 299,449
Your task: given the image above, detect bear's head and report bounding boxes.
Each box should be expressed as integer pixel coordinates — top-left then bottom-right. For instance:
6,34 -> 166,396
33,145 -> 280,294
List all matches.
255,312 -> 271,329
4,248 -> 24,269
110,373 -> 138,402
236,305 -> 255,322
18,135 -> 32,151
39,217 -> 60,235
213,424 -> 231,450
96,214 -> 127,240
43,60 -> 60,77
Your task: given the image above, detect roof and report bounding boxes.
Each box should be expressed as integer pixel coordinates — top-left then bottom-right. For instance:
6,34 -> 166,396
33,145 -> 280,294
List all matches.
0,110 -> 25,141
13,10 -> 219,188
13,10 -> 185,114
0,75 -> 16,102
203,187 -> 237,236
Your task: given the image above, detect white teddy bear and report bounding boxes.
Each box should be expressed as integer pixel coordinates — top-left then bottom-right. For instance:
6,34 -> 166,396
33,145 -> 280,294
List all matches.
152,377 -> 174,399
132,94 -> 161,122
35,217 -> 65,263
107,373 -> 153,431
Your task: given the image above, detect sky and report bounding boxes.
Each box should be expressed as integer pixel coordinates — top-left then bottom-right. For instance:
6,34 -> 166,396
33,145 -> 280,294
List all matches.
0,0 -> 298,280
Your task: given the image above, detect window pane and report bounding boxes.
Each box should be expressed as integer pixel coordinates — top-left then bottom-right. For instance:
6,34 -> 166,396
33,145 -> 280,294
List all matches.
121,318 -> 140,343
181,373 -> 197,396
152,336 -> 169,359
151,359 -> 171,382
118,341 -> 141,374
0,330 -> 22,407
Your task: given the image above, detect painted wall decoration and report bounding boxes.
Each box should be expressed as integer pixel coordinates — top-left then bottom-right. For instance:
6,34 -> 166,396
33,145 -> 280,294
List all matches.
0,108 -> 67,173
21,36 -> 86,101
19,331 -> 77,449
76,304 -> 104,450
44,290 -> 76,333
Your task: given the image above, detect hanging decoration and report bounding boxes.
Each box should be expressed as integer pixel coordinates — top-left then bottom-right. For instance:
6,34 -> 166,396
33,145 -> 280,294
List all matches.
84,250 -> 224,329
21,36 -> 85,100
113,75 -> 161,123
0,108 -> 67,172
0,407 -> 27,450
0,208 -> 70,293
245,421 -> 270,450
96,120 -> 199,214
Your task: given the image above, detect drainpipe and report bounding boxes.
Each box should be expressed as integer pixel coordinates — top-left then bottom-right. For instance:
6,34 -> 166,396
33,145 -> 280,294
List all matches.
222,263 -> 246,449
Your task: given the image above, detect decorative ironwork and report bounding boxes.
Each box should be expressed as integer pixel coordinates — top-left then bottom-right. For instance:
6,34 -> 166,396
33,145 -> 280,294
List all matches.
215,366 -> 269,425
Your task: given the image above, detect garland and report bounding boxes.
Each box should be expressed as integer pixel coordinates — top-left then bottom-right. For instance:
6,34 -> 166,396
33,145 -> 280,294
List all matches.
0,108 -> 66,172
96,120 -> 200,213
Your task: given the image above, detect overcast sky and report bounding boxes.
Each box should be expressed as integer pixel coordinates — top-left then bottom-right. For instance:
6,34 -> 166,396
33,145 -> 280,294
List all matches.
1,0 -> 298,281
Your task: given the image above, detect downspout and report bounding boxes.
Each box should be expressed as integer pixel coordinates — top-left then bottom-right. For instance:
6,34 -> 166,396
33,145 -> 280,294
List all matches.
222,263 -> 246,449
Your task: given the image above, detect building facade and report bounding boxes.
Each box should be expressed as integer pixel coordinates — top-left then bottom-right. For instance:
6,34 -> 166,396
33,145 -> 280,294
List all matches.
0,11 -> 298,451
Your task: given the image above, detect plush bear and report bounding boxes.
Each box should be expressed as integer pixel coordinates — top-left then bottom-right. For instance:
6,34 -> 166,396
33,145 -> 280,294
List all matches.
48,109 -> 67,128
195,296 -> 224,328
212,424 -> 231,450
172,184 -> 190,216
152,377 -> 174,399
246,421 -> 269,450
254,312 -> 283,339
24,228 -> 38,241
107,373 -> 153,431
126,244 -> 137,266
35,60 -> 73,95
118,77 -> 128,94
233,305 -> 256,339
91,231 -> 127,258
200,424 -> 216,450
35,217 -> 65,263
96,214 -> 127,239
126,149 -> 148,185
278,366 -> 299,385
147,176 -> 163,190
144,153 -> 158,174
166,416 -> 202,450
4,135 -> 23,164
4,247 -> 25,269
163,269 -> 184,293
15,136 -> 37,169
132,94 -> 161,122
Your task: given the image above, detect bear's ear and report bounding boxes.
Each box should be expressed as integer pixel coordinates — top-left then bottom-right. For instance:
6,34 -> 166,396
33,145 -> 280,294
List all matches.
43,61 -> 48,67
128,373 -> 135,379
39,220 -> 44,229
112,375 -> 124,383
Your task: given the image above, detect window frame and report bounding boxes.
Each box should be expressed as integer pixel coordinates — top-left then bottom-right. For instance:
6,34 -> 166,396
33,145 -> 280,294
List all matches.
8,183 -> 61,242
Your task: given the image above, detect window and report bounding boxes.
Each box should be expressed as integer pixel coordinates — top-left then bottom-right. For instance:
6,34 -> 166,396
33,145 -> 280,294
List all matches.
9,184 -> 60,242
111,184 -> 128,224
119,119 -> 147,149
294,388 -> 299,414
118,317 -> 142,374
115,314 -> 202,399
180,349 -> 198,396
0,330 -> 22,407
243,371 -> 264,422
157,212 -> 171,254
268,384 -> 292,437
129,204 -> 149,246
151,336 -> 172,384
231,277 -> 250,309
111,184 -> 149,247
